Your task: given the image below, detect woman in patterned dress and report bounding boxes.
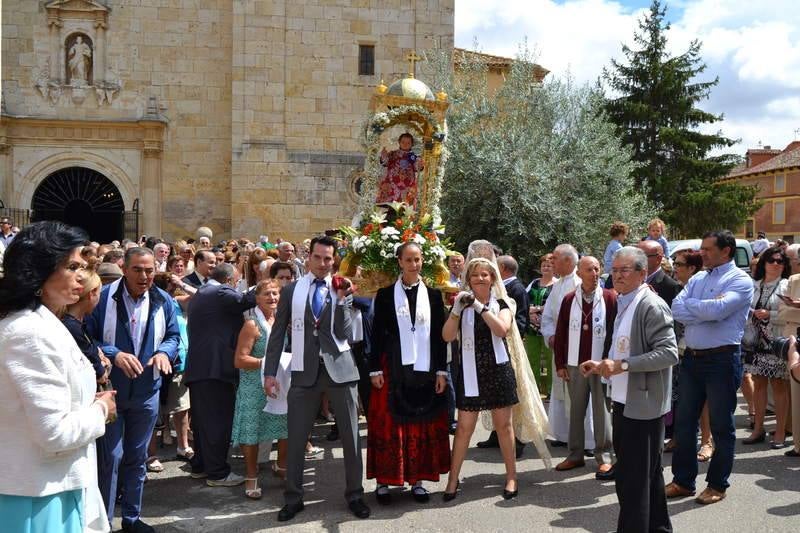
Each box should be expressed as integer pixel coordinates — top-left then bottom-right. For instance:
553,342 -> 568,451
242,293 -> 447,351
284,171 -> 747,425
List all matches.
232,279 -> 288,499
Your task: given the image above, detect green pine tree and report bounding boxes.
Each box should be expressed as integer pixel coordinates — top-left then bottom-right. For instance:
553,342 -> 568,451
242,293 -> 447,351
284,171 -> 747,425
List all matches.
603,0 -> 760,237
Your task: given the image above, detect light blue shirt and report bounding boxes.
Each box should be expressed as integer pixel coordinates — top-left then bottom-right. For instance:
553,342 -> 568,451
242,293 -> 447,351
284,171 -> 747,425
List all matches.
645,235 -> 669,256
671,260 -> 754,349
603,239 -> 623,273
122,283 -> 149,357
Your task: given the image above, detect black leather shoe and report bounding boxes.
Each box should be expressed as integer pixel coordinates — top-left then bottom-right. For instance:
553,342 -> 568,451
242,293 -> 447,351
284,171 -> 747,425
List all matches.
595,465 -> 615,481
375,488 -> 392,505
502,488 -> 519,500
412,487 -> 430,503
547,439 -> 567,447
327,426 -> 340,442
277,502 -> 305,522
348,498 -> 371,519
442,481 -> 460,502
477,431 -> 500,448
515,439 -> 525,459
121,519 -> 155,533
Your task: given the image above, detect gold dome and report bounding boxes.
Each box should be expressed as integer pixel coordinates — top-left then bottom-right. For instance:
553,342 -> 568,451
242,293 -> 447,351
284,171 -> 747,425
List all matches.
386,76 -> 435,101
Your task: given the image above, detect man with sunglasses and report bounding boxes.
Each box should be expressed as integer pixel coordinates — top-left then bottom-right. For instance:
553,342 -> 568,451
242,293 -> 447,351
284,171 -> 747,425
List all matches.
0,217 -> 16,247
638,240 -> 682,307
667,230 -> 754,505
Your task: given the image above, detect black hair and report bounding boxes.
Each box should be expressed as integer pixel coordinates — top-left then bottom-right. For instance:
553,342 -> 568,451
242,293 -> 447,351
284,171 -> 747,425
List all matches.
702,230 -> 737,259
309,235 -> 337,254
144,236 -> 161,250
396,241 -> 422,259
753,245 -> 791,281
194,249 -> 214,264
398,132 -> 414,145
0,221 -> 88,315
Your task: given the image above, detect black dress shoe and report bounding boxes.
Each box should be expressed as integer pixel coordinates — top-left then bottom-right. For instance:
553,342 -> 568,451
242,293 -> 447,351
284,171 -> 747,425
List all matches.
327,425 -> 340,442
584,449 -> 594,458
502,481 -> 518,500
595,465 -> 615,481
442,481 -> 460,502
412,486 -> 430,503
548,439 -> 567,447
375,489 -> 392,505
121,519 -> 155,533
277,502 -> 305,522
515,439 -> 526,459
784,448 -> 800,457
348,498 -> 371,518
477,431 -> 500,448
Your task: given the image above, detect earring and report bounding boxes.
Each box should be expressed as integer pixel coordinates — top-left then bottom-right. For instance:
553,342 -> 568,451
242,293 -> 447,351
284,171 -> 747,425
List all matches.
34,289 -> 43,297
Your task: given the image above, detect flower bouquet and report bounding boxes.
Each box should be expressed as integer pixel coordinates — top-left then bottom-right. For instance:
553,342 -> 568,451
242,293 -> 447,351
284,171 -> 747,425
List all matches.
338,202 -> 454,296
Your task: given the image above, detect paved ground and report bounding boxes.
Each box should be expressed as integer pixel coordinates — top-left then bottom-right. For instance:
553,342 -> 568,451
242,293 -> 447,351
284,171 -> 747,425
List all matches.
126,398 -> 800,532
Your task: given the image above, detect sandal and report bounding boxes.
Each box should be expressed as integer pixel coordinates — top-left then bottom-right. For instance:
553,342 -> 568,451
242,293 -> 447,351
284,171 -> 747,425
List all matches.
176,447 -> 195,461
146,456 -> 164,473
271,462 -> 287,480
697,443 -> 714,462
244,478 -> 262,500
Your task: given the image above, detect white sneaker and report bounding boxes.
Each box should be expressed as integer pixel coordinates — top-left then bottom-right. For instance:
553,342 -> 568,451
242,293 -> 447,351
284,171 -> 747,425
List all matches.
206,472 -> 245,487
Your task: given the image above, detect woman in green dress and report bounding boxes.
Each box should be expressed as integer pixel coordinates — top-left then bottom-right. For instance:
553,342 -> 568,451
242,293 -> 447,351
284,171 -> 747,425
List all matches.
524,253 -> 556,397
232,279 -> 288,499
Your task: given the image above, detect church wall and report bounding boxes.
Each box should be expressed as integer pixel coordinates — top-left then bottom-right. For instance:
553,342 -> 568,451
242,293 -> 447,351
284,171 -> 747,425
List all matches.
2,0 -> 454,242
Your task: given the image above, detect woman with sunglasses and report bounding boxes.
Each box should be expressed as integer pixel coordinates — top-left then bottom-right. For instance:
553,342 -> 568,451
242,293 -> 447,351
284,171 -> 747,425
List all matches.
742,246 -> 791,448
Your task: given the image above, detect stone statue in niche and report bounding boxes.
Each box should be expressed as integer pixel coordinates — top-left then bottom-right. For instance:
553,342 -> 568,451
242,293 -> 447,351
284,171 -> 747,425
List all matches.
67,34 -> 92,86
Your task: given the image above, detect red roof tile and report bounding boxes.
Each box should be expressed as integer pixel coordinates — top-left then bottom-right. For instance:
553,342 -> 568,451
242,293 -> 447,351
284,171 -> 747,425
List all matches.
725,142 -> 800,178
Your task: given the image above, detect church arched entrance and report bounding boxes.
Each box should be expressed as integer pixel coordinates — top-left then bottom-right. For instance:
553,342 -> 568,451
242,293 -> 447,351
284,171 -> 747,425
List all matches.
32,167 -> 125,243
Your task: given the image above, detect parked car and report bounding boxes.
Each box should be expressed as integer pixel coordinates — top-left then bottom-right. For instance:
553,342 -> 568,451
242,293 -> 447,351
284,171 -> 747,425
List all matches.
668,238 -> 754,273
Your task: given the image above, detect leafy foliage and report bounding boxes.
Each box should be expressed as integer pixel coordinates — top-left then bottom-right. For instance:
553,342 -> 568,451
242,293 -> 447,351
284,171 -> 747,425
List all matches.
602,0 -> 761,236
420,45 -> 654,276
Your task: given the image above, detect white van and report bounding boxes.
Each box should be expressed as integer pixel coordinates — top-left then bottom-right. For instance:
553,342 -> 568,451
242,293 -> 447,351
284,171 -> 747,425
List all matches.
668,239 -> 754,273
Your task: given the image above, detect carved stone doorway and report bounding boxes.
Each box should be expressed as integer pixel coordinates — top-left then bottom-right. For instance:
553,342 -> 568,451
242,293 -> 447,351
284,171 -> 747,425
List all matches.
32,166 -> 125,242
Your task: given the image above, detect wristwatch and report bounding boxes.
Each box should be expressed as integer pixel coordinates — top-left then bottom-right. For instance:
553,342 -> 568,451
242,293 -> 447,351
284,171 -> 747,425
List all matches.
620,359 -> 630,372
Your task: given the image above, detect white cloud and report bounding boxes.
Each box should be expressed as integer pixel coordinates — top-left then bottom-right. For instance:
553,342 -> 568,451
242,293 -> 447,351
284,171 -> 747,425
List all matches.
455,0 -> 800,153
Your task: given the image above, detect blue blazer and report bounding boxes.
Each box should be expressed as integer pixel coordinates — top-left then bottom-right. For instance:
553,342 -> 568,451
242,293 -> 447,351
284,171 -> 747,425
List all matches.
87,281 -> 181,405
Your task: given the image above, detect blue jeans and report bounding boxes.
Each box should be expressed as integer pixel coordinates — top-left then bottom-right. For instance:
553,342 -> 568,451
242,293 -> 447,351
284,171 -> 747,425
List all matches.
671,349 -> 743,492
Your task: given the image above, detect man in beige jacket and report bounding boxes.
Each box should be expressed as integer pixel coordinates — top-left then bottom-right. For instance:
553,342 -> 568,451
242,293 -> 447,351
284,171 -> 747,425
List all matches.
777,243 -> 800,457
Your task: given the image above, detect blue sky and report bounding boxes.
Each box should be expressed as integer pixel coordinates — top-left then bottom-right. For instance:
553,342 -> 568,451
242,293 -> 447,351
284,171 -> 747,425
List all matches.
454,0 -> 800,155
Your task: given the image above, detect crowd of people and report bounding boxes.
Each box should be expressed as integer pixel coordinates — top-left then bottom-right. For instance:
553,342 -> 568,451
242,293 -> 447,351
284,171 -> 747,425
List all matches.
1,217 -> 800,533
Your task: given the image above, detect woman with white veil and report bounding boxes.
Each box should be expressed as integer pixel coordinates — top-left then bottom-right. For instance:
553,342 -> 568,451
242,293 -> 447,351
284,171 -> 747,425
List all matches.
443,257 -> 551,502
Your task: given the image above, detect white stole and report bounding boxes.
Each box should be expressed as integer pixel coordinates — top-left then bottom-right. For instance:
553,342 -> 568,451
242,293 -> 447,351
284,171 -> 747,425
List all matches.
609,285 -> 649,404
567,286 -> 606,366
255,307 -> 293,415
461,295 -> 509,397
290,273 -> 350,371
394,278 -> 432,372
102,279 -> 166,358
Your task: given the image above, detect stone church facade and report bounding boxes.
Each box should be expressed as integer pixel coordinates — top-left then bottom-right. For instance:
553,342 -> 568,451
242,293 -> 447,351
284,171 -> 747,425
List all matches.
0,0 -> 454,242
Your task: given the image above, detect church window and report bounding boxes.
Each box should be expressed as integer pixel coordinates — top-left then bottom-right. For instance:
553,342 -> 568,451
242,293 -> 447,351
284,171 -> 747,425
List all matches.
359,45 -> 375,76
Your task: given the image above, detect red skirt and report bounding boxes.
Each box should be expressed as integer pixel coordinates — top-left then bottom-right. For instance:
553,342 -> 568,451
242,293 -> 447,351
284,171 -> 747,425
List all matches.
367,356 -> 451,486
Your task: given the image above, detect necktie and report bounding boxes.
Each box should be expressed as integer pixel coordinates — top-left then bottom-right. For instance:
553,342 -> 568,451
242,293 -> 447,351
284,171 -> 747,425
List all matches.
312,279 -> 327,319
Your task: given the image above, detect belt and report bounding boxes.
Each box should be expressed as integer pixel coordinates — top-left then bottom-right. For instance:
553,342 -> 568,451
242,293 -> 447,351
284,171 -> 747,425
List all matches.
685,345 -> 738,357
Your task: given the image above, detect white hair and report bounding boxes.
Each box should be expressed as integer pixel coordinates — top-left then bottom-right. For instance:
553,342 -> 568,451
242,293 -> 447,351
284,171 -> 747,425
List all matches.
554,244 -> 578,265
613,246 -> 647,271
153,242 -> 169,253
786,243 -> 800,261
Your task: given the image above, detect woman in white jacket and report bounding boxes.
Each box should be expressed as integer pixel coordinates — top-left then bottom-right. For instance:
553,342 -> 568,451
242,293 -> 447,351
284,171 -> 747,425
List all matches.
0,221 -> 117,533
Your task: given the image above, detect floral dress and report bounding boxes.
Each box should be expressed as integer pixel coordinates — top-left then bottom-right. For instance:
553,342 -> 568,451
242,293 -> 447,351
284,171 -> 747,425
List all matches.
376,149 -> 420,206
231,319 -> 287,445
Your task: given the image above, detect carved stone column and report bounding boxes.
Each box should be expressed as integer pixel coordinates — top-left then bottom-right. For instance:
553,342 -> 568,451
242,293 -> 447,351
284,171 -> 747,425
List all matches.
94,18 -> 106,82
47,16 -> 62,81
140,135 -> 163,237
0,137 -> 12,207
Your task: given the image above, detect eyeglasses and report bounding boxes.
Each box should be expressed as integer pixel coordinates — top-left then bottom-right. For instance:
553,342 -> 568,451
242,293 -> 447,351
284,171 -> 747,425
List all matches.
65,261 -> 88,273
766,256 -> 785,265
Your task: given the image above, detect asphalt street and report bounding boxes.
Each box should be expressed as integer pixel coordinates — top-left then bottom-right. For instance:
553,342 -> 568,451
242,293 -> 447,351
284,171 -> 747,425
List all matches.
129,398 -> 799,532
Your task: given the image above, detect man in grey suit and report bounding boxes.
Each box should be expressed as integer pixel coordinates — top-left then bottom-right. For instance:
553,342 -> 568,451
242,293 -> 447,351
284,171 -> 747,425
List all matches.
581,246 -> 678,533
263,235 -> 370,522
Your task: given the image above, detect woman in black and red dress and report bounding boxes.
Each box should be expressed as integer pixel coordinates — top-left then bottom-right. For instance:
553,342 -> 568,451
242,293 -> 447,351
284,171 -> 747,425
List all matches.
367,242 -> 450,504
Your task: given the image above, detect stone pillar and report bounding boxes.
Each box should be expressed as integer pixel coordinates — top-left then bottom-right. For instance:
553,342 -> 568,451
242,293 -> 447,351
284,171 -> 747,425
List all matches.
48,17 -> 62,81
94,19 -> 106,83
0,140 -> 12,207
140,143 -> 163,237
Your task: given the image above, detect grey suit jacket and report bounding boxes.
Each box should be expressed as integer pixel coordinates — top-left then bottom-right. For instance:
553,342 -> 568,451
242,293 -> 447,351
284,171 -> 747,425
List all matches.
615,289 -> 679,420
263,279 -> 358,387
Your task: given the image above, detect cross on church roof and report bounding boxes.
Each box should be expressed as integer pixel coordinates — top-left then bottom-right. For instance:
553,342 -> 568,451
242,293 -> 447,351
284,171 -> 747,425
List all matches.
406,51 -> 422,78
